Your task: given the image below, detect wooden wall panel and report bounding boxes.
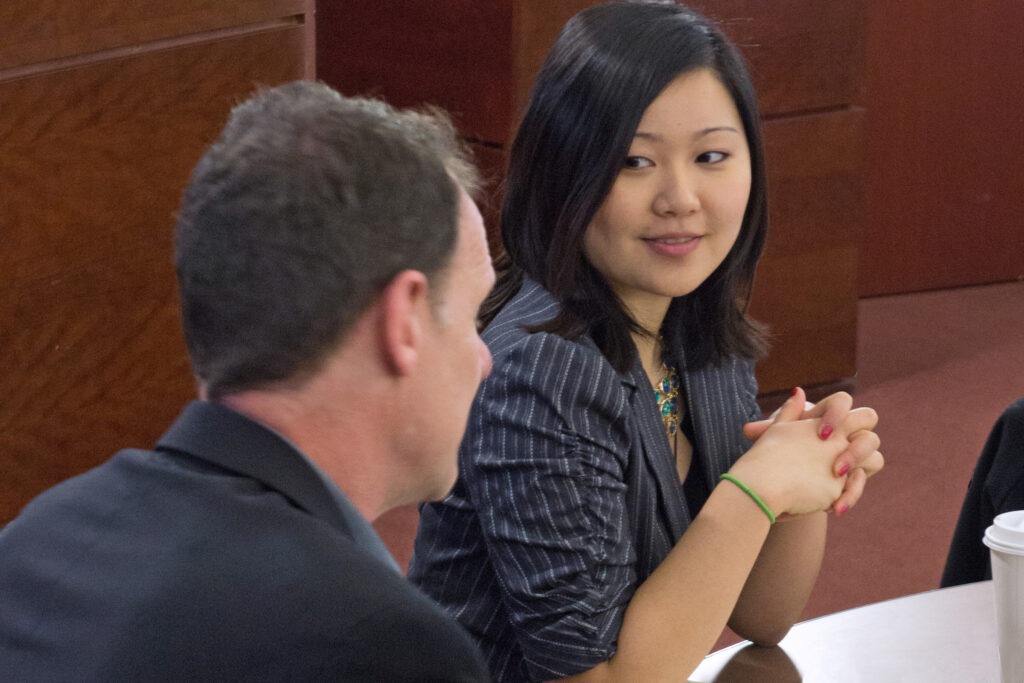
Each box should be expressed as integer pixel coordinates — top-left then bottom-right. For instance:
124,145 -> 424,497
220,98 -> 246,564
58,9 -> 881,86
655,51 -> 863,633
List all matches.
0,7 -> 313,523
318,0 -> 865,144
510,0 -> 868,121
1,0 -> 312,71
689,0 -> 866,116
317,1 -> 516,143
860,0 -> 1024,295
752,111 -> 864,393
510,1 -> 595,123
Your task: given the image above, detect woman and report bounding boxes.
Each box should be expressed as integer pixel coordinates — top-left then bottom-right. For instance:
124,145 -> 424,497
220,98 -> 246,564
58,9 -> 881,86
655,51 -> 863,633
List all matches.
410,2 -> 883,680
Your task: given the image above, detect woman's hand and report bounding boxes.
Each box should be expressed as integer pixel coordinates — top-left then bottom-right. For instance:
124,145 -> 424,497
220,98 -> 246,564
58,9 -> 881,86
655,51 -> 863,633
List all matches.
729,389 -> 844,516
743,389 -> 884,515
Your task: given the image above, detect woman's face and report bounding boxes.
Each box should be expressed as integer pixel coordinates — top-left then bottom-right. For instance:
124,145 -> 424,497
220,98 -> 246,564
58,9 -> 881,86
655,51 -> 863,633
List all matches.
582,67 -> 751,327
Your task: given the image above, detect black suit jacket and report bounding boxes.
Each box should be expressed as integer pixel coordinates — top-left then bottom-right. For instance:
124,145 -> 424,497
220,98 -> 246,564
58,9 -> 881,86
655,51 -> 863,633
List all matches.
0,401 -> 489,682
941,397 -> 1024,587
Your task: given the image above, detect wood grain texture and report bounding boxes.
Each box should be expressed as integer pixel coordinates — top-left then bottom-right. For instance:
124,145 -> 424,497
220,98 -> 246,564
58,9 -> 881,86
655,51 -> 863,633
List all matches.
752,111 -> 864,393
316,0 -> 865,144
1,0 -> 312,71
511,0 -> 867,120
1,17 -> 311,522
689,0 -> 866,116
510,1 -> 596,121
316,0 -> 515,143
859,0 -> 1024,295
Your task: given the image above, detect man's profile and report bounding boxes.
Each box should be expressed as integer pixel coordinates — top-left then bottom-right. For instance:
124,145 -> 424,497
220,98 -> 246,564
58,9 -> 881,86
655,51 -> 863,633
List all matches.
0,81 -> 493,681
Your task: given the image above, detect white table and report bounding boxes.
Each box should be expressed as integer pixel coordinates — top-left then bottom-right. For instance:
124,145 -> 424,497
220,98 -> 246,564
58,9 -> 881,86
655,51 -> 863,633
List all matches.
688,580 -> 998,682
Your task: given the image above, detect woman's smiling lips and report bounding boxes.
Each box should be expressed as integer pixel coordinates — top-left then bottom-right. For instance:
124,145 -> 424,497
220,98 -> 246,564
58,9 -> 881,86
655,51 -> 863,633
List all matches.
642,233 -> 702,257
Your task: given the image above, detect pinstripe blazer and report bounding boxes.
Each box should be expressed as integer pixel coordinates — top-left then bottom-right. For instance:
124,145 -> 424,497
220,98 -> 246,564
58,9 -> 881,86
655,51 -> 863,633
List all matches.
410,278 -> 761,682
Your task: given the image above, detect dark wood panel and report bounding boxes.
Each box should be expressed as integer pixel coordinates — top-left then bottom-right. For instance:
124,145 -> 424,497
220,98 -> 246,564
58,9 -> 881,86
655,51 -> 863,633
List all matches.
317,0 -> 515,143
689,0 -> 866,116
860,0 -> 1024,295
0,27 -> 310,523
510,1 -> 597,120
317,0 -> 864,144
0,0 -> 313,71
752,111 -> 864,393
512,0 -> 868,120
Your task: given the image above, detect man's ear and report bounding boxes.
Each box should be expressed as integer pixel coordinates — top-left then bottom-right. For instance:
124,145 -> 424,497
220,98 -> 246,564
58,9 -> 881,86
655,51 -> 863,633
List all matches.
378,270 -> 430,376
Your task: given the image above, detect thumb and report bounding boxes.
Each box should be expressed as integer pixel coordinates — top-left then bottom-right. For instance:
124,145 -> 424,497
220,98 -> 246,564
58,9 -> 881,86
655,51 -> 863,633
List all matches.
742,418 -> 771,440
773,387 -> 806,424
743,387 -> 807,440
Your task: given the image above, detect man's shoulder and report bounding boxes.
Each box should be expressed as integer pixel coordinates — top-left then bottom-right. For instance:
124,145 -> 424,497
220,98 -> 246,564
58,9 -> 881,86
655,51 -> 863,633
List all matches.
0,449 -> 488,681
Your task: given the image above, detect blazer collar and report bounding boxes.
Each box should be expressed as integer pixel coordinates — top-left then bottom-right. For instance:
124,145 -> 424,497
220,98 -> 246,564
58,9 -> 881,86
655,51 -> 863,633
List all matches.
156,401 -> 353,538
511,277 -> 688,525
625,358 -> 692,535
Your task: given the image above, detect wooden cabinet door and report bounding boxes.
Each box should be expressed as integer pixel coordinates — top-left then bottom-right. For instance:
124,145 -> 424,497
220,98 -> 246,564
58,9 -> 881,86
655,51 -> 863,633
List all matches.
0,0 -> 315,522
860,0 -> 1024,295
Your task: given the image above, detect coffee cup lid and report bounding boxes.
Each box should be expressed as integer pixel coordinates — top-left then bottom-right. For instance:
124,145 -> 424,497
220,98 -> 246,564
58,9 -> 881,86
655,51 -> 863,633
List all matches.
983,510 -> 1024,556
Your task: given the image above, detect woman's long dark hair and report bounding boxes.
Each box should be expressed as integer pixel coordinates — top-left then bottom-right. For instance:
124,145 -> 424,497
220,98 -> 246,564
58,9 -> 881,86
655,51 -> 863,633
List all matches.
481,0 -> 769,373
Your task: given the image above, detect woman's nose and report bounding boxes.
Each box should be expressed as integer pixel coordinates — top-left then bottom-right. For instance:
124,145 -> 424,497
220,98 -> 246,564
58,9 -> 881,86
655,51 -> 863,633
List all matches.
653,170 -> 700,216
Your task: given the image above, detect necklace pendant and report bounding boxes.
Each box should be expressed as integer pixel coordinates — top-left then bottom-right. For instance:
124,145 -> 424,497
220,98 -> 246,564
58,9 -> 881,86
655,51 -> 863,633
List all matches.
653,362 -> 681,440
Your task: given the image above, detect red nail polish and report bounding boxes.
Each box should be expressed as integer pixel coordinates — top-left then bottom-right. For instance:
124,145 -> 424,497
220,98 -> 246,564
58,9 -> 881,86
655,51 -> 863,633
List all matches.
838,503 -> 849,515
820,424 -> 834,440
837,463 -> 850,477
790,387 -> 800,397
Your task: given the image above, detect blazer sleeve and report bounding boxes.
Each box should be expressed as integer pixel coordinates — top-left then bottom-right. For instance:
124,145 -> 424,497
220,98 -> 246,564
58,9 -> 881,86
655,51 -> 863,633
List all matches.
460,331 -> 636,680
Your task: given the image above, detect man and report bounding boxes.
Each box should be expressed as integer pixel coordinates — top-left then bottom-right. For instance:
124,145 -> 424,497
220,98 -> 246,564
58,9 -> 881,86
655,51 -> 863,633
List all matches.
0,81 -> 494,681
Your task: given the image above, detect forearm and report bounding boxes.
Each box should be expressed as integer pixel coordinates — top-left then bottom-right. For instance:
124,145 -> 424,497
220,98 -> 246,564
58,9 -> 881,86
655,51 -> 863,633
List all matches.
555,388 -> 855,682
557,481 -> 773,682
728,511 -> 827,645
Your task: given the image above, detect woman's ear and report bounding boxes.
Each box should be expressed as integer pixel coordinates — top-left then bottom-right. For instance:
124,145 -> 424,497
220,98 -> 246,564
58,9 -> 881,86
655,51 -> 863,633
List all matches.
378,270 -> 430,376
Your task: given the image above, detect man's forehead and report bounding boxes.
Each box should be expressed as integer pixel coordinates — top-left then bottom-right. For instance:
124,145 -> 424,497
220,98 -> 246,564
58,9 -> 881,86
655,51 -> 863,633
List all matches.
457,189 -> 487,251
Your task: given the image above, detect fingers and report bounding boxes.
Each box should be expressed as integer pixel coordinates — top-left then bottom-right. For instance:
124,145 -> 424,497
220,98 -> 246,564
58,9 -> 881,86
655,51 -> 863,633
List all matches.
842,406 -> 880,434
773,387 -> 807,423
831,419 -> 881,477
831,449 -> 883,515
859,448 -> 885,479
742,418 -> 771,441
745,391 -> 883,519
742,387 -> 807,441
807,391 -> 853,440
832,466 -> 868,516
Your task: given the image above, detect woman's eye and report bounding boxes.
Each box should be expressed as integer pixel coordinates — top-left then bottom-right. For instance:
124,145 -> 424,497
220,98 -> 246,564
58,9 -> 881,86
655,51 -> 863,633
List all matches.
624,156 -> 653,169
697,151 -> 728,164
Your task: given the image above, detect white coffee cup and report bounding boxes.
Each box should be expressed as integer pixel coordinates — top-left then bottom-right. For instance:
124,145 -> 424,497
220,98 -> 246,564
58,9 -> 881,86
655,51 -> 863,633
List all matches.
983,510 -> 1024,683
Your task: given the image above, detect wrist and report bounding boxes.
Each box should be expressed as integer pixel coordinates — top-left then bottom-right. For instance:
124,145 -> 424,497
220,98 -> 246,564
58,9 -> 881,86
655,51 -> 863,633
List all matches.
724,462 -> 785,516
720,473 -> 776,524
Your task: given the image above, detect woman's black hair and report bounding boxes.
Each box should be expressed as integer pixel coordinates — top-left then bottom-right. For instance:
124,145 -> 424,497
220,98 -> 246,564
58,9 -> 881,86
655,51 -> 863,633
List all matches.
481,0 -> 769,372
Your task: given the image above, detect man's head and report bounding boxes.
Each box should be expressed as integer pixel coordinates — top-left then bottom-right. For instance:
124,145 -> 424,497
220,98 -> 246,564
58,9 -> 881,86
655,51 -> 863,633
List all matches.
175,81 -> 481,400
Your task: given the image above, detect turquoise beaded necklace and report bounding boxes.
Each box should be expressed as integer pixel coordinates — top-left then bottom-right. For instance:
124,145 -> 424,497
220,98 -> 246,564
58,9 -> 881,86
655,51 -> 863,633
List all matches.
654,362 -> 681,440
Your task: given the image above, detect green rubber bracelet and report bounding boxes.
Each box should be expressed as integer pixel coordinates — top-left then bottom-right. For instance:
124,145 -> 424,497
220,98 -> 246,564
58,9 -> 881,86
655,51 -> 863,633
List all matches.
720,473 -> 776,525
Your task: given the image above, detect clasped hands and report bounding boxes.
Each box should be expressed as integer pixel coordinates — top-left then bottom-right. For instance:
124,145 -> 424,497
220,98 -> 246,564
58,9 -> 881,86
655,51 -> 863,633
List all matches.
742,387 -> 884,518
